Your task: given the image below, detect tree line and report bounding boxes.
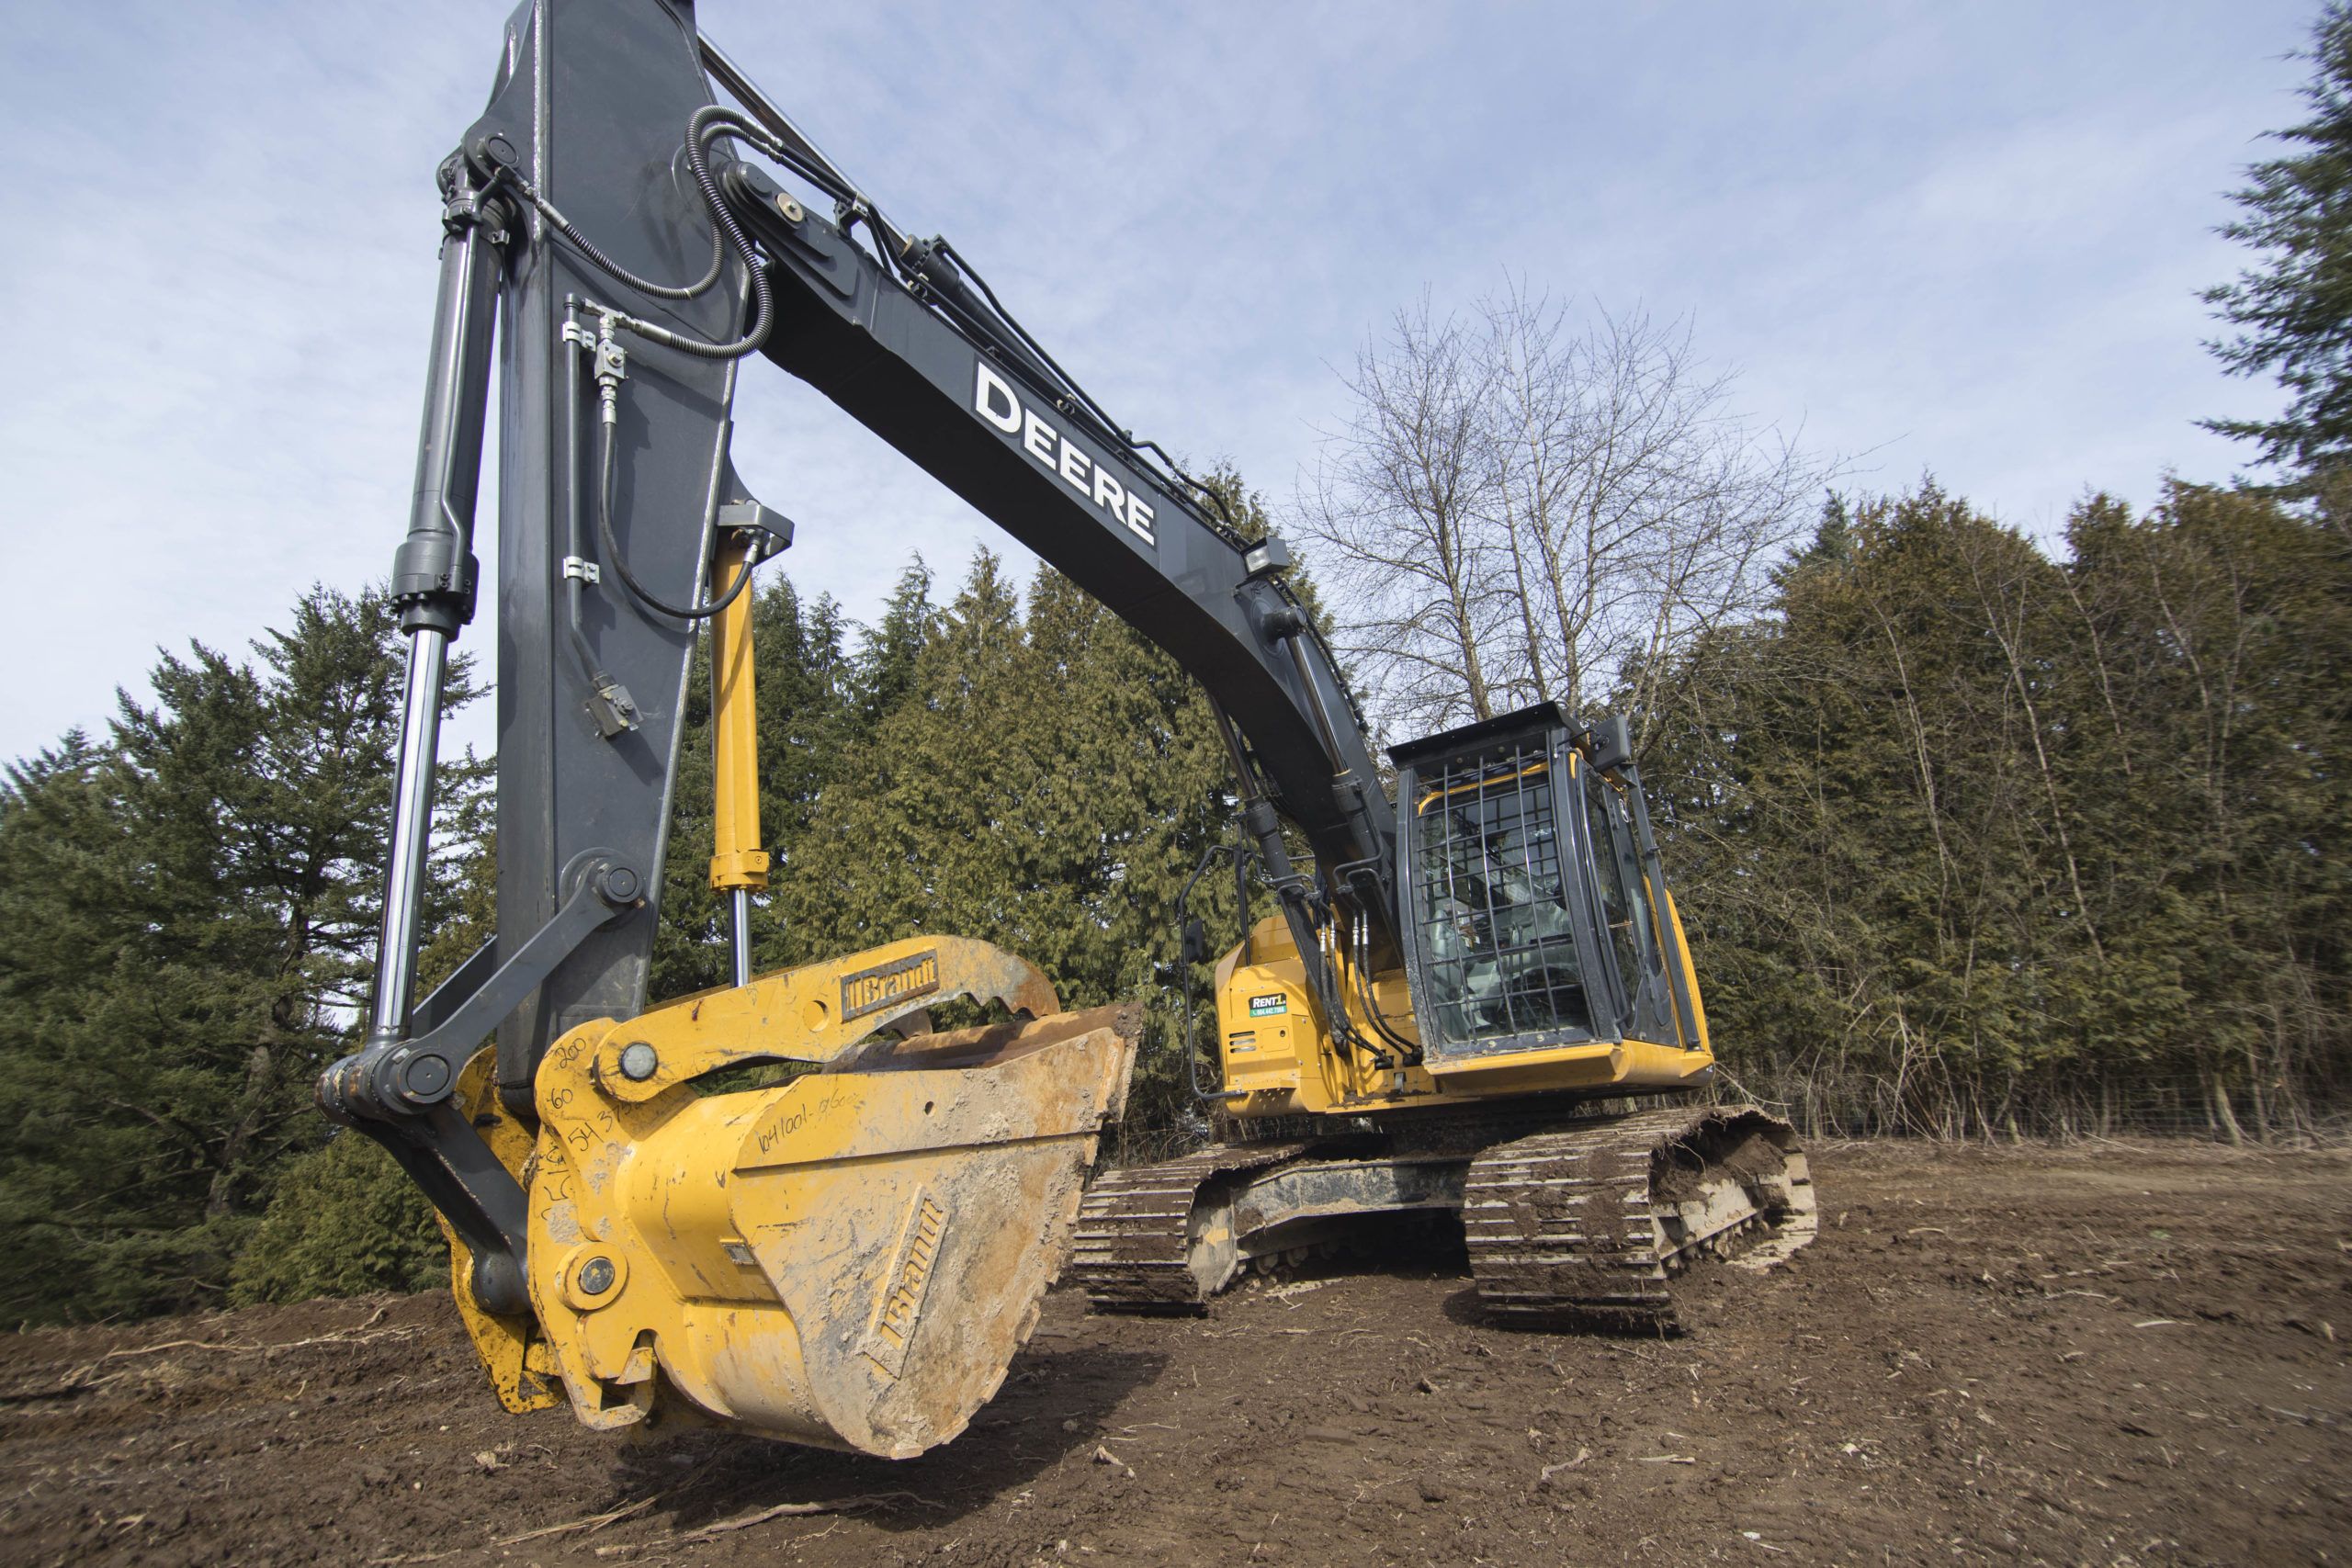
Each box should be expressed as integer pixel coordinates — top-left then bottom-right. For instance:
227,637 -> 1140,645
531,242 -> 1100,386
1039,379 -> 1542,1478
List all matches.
7,470 -> 2340,1325
1645,483 -> 2348,1139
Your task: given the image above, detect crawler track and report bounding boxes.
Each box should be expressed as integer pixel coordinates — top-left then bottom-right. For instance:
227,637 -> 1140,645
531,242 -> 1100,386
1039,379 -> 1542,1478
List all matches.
1071,1142 -> 1314,1312
1463,1106 -> 1815,1330
1079,1106 -> 1815,1328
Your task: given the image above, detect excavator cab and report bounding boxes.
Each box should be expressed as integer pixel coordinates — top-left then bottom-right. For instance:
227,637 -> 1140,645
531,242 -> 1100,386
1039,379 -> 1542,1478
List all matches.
1391,704 -> 1698,1066
1082,704 -> 1815,1326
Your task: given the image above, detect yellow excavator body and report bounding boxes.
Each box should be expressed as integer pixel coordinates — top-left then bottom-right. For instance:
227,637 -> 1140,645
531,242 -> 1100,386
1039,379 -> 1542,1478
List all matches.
1074,720 -> 1815,1328
342,6 -> 1805,1461
1211,894 -> 1715,1120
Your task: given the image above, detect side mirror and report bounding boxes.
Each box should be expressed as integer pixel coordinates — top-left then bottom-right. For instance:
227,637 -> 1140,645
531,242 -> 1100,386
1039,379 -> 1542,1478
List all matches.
1180,916 -> 1208,965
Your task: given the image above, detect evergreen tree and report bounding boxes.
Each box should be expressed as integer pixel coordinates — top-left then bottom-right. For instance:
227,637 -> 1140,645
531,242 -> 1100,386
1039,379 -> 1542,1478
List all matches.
0,587 -> 479,1321
235,771 -> 496,1305
1770,492 -> 1857,586
783,552 -> 1030,963
2204,3 -> 2352,479
1645,481 -> 2351,1136
853,560 -> 939,733
229,1133 -> 448,1304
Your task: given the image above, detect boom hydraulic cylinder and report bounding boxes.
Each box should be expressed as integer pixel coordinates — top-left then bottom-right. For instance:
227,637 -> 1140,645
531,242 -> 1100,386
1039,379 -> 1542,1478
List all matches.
369,164 -> 502,1045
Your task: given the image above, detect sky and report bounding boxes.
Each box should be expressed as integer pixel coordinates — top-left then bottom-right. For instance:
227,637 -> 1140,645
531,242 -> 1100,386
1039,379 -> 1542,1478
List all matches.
0,0 -> 2312,766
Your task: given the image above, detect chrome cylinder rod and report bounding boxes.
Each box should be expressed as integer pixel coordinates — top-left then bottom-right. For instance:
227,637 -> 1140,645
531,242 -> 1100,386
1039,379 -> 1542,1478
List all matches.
729,888 -> 753,989
369,626 -> 448,1043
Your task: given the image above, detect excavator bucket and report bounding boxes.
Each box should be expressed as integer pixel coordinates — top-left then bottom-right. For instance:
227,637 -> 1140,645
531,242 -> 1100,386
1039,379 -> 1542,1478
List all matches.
436,937 -> 1135,1459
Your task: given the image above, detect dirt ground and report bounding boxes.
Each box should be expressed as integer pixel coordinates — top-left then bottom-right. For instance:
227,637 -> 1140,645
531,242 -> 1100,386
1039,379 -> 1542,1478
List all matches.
3,1139 -> 2346,1567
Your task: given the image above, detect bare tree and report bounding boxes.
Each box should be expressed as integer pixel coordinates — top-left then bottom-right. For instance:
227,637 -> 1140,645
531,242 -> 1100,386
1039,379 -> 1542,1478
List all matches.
1302,286 -> 1827,743
1301,296 -> 1510,734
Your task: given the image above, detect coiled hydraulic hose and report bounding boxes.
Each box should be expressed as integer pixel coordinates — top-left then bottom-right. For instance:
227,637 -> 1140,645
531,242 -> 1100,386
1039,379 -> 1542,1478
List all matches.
517,106 -> 778,361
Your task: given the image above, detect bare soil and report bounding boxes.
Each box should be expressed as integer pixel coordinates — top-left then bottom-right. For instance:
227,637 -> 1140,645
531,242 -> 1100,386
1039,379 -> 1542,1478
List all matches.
3,1140 -> 2346,1567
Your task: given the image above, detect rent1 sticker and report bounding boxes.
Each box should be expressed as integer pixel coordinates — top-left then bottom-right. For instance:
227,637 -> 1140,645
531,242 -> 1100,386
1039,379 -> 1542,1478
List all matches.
1247,993 -> 1288,1018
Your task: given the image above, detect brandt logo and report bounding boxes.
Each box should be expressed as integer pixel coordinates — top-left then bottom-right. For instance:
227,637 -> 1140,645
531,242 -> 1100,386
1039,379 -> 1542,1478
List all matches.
861,1191 -> 949,1379
840,950 -> 942,1022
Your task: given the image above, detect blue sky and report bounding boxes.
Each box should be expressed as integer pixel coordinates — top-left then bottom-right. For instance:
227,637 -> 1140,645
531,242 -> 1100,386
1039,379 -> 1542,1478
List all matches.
0,0 -> 2311,763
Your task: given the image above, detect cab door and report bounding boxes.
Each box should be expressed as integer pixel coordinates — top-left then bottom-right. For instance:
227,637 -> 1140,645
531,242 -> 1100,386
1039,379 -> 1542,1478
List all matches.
1575,765 -> 1680,1047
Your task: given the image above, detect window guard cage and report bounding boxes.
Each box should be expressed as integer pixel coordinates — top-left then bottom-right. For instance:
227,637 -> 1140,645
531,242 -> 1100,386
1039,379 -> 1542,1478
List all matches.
1399,716 -> 1608,1061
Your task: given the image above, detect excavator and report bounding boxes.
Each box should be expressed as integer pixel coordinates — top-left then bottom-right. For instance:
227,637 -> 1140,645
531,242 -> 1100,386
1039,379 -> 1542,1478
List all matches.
320,0 -> 1816,1463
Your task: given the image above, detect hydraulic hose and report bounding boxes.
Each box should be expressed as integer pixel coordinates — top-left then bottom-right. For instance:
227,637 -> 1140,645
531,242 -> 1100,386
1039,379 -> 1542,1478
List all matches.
520,107 -> 777,361
525,186 -> 725,302
594,422 -> 758,622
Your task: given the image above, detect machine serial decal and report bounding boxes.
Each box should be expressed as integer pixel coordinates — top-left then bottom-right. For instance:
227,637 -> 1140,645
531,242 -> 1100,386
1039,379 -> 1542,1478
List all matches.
975,363 -> 1157,546
861,1190 -> 950,1378
1247,993 -> 1288,1018
840,951 -> 942,1021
